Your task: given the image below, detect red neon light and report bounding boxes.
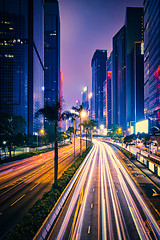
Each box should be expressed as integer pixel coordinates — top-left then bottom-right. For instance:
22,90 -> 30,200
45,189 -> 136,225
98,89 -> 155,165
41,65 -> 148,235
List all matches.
60,70 -> 63,128
154,65 -> 160,124
107,71 -> 112,80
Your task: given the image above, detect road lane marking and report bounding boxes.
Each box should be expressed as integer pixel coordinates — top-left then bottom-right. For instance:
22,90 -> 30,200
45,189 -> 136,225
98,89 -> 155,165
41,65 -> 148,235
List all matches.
30,183 -> 39,191
88,225 -> 91,234
11,194 -> 25,206
91,203 -> 93,208
152,189 -> 159,197
93,188 -> 94,192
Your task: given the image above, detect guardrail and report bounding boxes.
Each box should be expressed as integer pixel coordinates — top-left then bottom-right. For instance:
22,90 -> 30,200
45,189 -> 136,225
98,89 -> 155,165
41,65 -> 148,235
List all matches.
33,145 -> 94,240
114,142 -> 160,178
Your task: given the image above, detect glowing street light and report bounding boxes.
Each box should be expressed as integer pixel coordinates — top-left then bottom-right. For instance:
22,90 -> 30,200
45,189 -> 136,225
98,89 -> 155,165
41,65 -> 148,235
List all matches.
34,128 -> 45,152
40,129 -> 44,134
81,110 -> 87,118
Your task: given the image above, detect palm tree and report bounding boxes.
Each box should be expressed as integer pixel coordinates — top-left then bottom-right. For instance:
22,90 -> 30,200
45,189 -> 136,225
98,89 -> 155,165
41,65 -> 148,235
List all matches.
88,119 -> 97,143
82,119 -> 90,149
72,104 -> 84,156
82,119 -> 97,147
36,100 -> 70,185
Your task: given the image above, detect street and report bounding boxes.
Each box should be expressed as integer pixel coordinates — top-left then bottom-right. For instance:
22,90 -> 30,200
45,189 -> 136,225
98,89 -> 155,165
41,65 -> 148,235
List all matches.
0,139 -> 86,238
48,139 -> 160,240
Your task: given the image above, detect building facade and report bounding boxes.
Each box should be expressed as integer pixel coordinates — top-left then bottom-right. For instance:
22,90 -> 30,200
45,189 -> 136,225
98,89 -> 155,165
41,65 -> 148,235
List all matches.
125,7 -> 144,127
82,86 -> 89,111
144,0 -> 160,129
112,26 -> 126,130
0,0 -> 44,135
103,53 -> 112,128
107,53 -> 112,127
133,42 -> 144,122
44,0 -> 60,106
91,50 -> 107,128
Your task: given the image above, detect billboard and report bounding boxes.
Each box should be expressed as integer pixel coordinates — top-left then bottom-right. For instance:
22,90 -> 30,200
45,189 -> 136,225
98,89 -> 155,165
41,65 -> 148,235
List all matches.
135,119 -> 149,134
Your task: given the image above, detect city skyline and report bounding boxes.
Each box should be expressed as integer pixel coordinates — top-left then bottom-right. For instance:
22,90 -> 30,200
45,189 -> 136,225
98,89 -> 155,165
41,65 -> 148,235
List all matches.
59,0 -> 143,109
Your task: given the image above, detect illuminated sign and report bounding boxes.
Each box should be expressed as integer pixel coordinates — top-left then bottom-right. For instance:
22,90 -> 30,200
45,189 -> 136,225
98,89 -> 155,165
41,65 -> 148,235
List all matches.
135,119 -> 149,134
141,42 -> 144,55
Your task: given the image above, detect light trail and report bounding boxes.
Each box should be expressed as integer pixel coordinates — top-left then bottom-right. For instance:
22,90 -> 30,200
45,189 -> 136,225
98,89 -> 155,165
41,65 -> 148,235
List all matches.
103,142 -> 160,240
56,144 -> 98,240
99,140 -> 128,240
47,140 -> 160,240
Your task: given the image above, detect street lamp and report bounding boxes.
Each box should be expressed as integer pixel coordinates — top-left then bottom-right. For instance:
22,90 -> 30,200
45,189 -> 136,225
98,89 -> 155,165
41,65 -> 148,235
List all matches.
34,129 -> 45,153
80,110 -> 87,156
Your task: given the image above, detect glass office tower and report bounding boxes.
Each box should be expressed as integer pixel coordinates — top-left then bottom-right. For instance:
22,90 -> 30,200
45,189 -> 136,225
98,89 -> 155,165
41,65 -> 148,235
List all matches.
91,50 -> 107,128
125,7 -> 144,126
0,0 -> 44,135
112,26 -> 126,130
103,53 -> 112,128
44,0 -> 60,106
144,0 -> 160,128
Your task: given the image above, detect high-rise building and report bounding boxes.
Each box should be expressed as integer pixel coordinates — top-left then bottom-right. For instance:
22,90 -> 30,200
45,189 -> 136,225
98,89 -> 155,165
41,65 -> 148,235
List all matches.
107,53 -> 112,127
133,41 -> 144,122
44,0 -> 60,107
144,0 -> 160,128
125,7 -> 144,127
81,86 -> 89,111
112,26 -> 126,130
103,80 -> 107,128
103,53 -> 112,128
0,0 -> 44,135
91,50 -> 107,128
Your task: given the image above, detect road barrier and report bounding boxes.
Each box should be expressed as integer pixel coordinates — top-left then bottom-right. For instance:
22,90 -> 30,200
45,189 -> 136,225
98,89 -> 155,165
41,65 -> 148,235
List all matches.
112,142 -> 160,178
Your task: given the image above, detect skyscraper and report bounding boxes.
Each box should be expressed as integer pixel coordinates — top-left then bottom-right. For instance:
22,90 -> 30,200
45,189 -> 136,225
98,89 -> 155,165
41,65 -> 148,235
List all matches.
144,0 -> 160,128
103,53 -> 112,128
133,41 -> 144,122
125,7 -> 144,126
44,0 -> 60,106
112,26 -> 126,130
0,0 -> 44,135
82,86 -> 89,111
91,50 -> 107,128
107,53 -> 112,127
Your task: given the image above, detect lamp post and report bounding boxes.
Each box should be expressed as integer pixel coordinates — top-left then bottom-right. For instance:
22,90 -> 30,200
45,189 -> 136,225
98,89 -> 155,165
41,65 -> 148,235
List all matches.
80,110 -> 87,156
35,129 -> 44,153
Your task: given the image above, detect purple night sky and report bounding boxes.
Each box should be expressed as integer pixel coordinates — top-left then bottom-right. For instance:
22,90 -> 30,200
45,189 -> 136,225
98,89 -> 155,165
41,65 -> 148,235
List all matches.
59,0 -> 143,110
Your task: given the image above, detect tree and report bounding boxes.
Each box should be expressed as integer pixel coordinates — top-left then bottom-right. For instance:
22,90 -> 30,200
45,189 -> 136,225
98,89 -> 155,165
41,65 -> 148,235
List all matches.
107,124 -> 119,139
72,104 -> 84,156
35,100 -> 70,185
0,112 -> 26,158
82,119 -> 97,146
66,127 -> 74,143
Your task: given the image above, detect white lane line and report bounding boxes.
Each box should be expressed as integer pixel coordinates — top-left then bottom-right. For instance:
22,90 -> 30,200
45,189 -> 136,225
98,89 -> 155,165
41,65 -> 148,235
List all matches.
11,194 -> 25,206
100,144 -> 107,240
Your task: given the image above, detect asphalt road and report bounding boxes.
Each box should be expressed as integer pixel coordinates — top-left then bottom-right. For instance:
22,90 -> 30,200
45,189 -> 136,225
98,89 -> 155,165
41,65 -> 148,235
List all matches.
0,139 -> 86,238
48,139 -> 160,240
